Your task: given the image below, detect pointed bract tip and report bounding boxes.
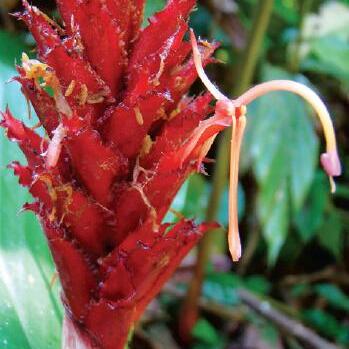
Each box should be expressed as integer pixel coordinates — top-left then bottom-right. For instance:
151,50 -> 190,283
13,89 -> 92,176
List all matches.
0,107 -> 13,126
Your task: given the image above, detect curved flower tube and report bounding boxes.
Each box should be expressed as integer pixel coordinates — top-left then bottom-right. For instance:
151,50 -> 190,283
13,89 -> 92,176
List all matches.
190,29 -> 341,262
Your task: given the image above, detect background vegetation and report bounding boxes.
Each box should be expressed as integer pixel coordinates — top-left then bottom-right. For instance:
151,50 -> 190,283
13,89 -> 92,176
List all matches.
0,1 -> 348,348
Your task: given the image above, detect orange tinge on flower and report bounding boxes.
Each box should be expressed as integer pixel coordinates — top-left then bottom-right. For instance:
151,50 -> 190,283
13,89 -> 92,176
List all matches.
190,29 -> 342,262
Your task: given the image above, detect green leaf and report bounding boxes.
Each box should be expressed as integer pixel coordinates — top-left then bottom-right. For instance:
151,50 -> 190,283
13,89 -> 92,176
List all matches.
0,31 -> 29,66
290,283 -> 312,299
202,272 -> 271,307
273,0 -> 299,25
335,183 -> 349,200
164,174 -> 209,223
217,182 -> 245,226
245,315 -> 281,348
303,309 -> 349,344
317,211 -> 343,258
315,283 -> 349,312
0,30 -> 63,349
202,272 -> 241,306
311,36 -> 349,75
260,323 -> 280,347
181,174 -> 209,221
298,2 -> 349,87
244,66 -> 318,264
259,177 -> 289,265
302,35 -> 349,86
142,0 -> 166,26
294,171 -> 328,242
244,275 -> 271,294
243,65 -> 319,264
192,319 -> 220,345
302,2 -> 349,41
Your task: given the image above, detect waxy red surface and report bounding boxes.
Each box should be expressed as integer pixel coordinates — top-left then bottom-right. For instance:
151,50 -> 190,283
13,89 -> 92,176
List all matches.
1,1 -> 227,348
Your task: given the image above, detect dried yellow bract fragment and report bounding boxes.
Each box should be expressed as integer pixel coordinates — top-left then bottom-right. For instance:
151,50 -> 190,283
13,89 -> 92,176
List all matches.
65,80 -> 76,97
78,84 -> 89,106
134,106 -> 144,126
140,135 -> 153,157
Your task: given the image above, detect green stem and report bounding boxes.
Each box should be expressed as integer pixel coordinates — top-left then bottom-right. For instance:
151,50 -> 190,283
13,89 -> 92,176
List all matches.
290,0 -> 313,73
179,0 -> 274,341
232,0 -> 275,95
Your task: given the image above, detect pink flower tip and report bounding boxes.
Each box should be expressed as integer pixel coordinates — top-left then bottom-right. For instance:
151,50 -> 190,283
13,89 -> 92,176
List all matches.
320,150 -> 342,177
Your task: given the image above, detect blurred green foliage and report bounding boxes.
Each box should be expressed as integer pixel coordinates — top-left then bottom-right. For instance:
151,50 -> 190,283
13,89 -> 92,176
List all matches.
0,1 -> 348,348
0,30 -> 63,349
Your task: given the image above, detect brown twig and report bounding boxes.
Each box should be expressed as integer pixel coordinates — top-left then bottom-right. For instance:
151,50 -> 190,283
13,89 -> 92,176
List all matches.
165,284 -> 243,322
280,266 -> 349,287
168,285 -> 342,349
237,288 -> 343,349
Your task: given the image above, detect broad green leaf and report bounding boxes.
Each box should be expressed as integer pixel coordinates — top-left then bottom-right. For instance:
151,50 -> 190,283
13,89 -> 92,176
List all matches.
202,272 -> 271,307
189,4 -> 213,38
246,315 -> 281,348
315,283 -> 349,312
303,309 -> 349,344
192,318 -> 220,345
302,35 -> 349,87
244,275 -> 271,294
143,0 -> 166,26
311,36 -> 349,75
335,183 -> 349,200
164,174 -> 209,223
245,0 -> 299,25
181,174 -> 210,221
317,211 -> 343,258
202,272 -> 241,306
0,30 -> 63,349
165,173 -> 244,228
189,4 -> 231,48
302,2 -> 349,43
273,0 -> 299,25
260,323 -> 280,348
243,65 -> 319,264
290,283 -> 312,299
297,2 -> 349,87
260,179 -> 289,264
217,182 -> 245,226
0,31 -> 29,66
294,171 -> 328,242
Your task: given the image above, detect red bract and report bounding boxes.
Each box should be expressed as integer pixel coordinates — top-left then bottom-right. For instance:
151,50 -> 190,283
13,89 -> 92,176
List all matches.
1,1 -> 220,348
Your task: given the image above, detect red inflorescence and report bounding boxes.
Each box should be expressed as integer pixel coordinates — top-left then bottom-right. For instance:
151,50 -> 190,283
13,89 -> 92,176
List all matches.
1,1 -> 221,348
